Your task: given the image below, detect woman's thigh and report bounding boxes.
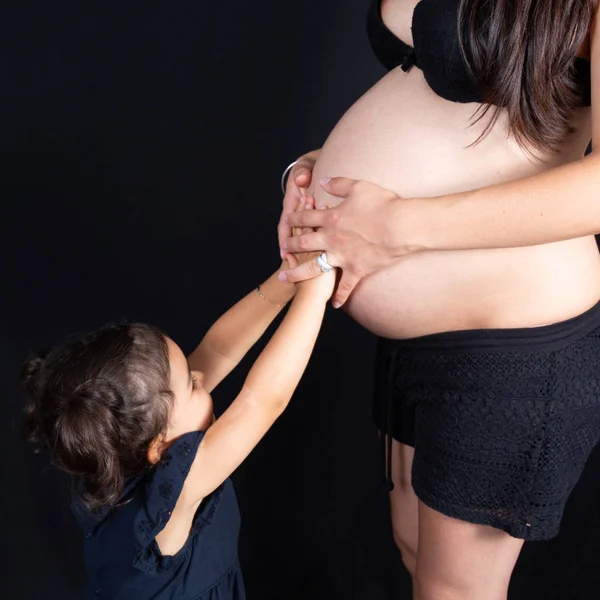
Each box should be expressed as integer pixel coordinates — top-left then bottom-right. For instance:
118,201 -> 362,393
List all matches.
416,501 -> 524,600
389,440 -> 420,569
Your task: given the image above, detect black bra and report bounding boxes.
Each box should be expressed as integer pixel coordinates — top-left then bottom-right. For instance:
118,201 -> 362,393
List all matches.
367,0 -> 592,107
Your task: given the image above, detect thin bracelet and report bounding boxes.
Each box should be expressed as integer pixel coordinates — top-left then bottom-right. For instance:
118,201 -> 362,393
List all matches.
257,285 -> 287,308
281,159 -> 301,195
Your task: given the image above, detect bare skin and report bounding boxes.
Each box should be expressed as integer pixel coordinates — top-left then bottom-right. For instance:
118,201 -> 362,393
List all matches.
279,2 -> 600,598
305,2 -> 600,340
150,202 -> 333,559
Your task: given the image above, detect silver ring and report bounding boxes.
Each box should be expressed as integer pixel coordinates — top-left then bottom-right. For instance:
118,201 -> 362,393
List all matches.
281,159 -> 301,195
316,252 -> 334,273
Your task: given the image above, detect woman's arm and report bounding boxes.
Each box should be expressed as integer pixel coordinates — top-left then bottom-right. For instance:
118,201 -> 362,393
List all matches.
281,9 -> 600,307
404,152 -> 600,253
283,151 -> 600,307
187,265 -> 295,394
182,267 -> 334,503
406,4 -> 600,252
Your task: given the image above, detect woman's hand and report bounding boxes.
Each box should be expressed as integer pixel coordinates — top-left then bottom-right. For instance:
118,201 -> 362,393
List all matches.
277,150 -> 320,259
280,177 -> 414,308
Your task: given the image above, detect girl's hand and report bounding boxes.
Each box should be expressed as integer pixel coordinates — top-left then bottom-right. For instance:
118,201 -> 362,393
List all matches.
280,178 -> 408,308
277,151 -> 320,259
284,195 -> 336,300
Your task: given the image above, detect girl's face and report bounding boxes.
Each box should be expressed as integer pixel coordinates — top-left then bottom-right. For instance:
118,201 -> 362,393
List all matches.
164,337 -> 214,441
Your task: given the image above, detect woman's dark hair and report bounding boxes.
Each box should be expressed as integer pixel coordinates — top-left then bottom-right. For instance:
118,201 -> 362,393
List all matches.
21,323 -> 173,511
458,0 -> 597,153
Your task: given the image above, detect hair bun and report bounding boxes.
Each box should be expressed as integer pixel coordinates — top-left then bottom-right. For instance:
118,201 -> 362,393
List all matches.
21,352 -> 48,446
20,354 -> 46,397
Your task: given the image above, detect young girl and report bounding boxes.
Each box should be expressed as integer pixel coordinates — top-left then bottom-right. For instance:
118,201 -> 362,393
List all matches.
21,203 -> 334,599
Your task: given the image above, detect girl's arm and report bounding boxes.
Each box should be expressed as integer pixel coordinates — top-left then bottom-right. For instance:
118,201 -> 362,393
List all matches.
182,267 -> 334,503
187,265 -> 295,393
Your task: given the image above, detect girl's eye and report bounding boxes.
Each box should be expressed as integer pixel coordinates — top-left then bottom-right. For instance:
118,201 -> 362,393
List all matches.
191,376 -> 198,390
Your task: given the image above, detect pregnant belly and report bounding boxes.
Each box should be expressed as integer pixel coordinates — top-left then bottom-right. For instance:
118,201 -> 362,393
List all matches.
306,68 -> 599,338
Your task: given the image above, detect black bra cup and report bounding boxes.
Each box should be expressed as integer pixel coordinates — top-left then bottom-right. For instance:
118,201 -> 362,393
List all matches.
367,0 -> 591,107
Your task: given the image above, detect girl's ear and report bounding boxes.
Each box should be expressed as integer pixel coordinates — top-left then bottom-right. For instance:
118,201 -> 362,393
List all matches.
147,436 -> 167,464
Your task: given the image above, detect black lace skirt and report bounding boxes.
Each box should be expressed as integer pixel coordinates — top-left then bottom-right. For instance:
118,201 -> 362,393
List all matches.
373,300 -> 600,541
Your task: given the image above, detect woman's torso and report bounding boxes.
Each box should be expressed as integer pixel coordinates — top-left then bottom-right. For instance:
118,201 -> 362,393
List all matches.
308,0 -> 600,339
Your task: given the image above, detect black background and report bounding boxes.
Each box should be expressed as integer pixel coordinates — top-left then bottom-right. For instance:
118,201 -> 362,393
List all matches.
2,2 -> 599,598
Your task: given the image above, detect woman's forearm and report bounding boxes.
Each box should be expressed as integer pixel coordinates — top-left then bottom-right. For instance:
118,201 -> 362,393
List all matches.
405,151 -> 600,253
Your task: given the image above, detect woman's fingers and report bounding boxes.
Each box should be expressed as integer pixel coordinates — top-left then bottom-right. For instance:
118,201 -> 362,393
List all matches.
278,210 -> 296,258
292,158 -> 316,192
286,206 -> 329,230
283,252 -> 299,269
320,177 -> 359,198
294,168 -> 312,191
291,195 -> 316,237
279,181 -> 310,257
331,271 -> 361,309
292,196 -> 306,238
302,197 -> 315,236
304,195 -> 315,210
283,230 -> 328,254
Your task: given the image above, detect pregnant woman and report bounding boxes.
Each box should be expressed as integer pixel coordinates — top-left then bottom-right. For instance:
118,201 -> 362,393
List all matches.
277,1 -> 600,599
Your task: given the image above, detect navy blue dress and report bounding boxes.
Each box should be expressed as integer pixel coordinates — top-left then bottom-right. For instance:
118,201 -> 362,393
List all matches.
72,431 -> 245,599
